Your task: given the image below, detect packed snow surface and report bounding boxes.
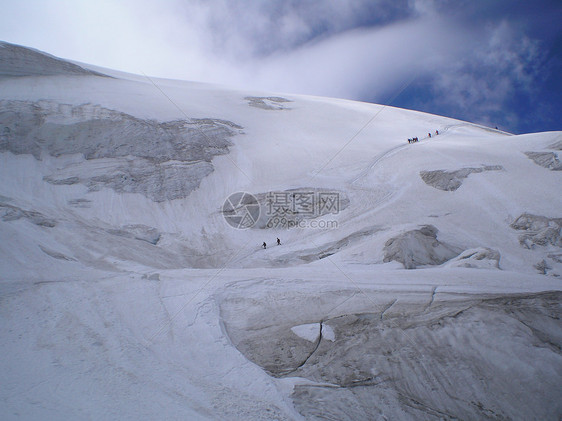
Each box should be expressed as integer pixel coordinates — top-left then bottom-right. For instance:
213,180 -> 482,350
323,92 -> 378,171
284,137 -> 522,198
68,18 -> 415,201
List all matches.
0,41 -> 561,420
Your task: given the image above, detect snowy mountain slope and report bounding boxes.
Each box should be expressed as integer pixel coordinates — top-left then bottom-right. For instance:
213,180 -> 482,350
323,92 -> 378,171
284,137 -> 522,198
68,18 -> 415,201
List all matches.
0,41 -> 108,78
0,41 -> 561,420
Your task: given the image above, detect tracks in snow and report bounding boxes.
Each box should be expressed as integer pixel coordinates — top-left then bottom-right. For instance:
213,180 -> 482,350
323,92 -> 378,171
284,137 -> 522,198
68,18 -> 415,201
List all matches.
349,121 -> 504,186
349,142 -> 411,185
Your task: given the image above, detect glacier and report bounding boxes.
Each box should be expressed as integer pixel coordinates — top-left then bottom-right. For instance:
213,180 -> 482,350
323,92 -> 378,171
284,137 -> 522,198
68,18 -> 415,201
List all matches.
0,41 -> 561,420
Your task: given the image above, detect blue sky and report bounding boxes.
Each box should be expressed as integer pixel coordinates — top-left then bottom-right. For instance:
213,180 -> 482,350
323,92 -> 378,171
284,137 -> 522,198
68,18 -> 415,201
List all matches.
1,0 -> 560,134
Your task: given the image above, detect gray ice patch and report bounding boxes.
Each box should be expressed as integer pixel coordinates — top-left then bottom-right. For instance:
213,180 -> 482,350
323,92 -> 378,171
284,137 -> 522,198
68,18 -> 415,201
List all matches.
534,259 -> 552,275
221,287 -> 562,420
511,213 -> 562,249
106,224 -> 161,245
0,41 -> 108,78
548,139 -> 562,151
67,198 -> 92,208
45,176 -> 80,185
75,157 -> 215,202
0,203 -> 56,227
142,273 -> 160,281
420,165 -> 504,191
0,100 -> 242,201
524,151 -> 562,171
383,225 -> 461,269
245,96 -> 292,110
39,245 -> 76,261
445,247 -> 501,269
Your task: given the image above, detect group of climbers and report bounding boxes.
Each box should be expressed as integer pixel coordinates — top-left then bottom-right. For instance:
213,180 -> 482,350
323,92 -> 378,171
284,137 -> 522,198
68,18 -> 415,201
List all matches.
262,238 -> 281,249
408,130 -> 439,144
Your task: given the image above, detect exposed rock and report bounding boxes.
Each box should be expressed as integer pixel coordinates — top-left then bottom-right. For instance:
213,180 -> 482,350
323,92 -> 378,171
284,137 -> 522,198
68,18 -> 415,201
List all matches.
0,100 -> 242,201
420,165 -> 503,191
511,213 -> 562,249
524,151 -> 562,171
383,225 -> 461,269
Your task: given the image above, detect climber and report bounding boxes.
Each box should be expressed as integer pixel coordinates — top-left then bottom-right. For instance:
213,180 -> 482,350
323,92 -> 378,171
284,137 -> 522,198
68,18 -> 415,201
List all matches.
262,242 -> 267,249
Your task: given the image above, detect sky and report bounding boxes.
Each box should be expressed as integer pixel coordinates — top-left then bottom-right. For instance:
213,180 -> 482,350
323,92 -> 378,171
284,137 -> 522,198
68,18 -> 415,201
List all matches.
1,0 -> 560,134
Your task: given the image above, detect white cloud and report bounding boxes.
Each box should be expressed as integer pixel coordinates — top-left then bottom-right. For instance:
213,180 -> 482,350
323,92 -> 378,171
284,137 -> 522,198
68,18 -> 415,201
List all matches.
236,18 -> 453,98
426,20 -> 544,127
0,0 -> 550,131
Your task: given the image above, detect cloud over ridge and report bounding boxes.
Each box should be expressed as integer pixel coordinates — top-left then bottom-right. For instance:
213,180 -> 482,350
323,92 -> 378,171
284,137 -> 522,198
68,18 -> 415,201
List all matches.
0,0 -> 559,133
